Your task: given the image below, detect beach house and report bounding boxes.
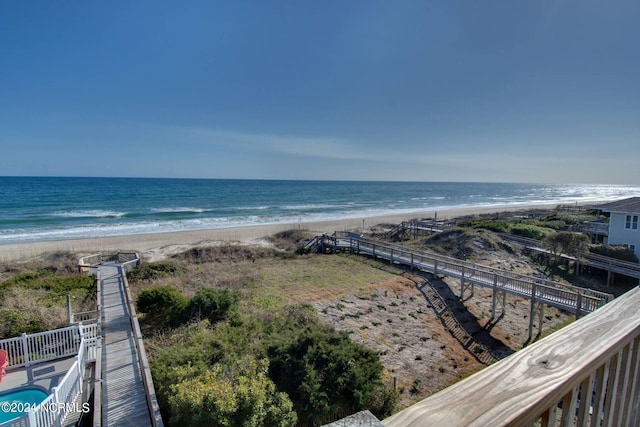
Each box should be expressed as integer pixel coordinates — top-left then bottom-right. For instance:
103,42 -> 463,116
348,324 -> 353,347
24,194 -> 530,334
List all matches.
597,197 -> 640,256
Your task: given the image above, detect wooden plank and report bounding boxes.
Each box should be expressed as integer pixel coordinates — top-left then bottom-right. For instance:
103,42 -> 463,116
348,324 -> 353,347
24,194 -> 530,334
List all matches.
383,287 -> 640,427
100,265 -> 153,427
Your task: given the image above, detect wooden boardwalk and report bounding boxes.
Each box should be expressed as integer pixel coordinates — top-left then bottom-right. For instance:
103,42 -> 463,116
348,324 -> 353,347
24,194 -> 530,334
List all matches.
317,233 -> 614,338
99,264 -> 154,427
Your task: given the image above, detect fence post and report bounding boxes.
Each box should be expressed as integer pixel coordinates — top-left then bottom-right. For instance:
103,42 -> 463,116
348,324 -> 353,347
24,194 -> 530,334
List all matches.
529,284 -> 537,340
22,333 -> 29,367
576,293 -> 583,319
52,386 -> 61,427
67,295 -> 73,324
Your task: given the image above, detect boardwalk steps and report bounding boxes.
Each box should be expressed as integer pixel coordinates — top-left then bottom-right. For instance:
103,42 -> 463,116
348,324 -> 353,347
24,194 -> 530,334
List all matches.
410,274 -> 496,365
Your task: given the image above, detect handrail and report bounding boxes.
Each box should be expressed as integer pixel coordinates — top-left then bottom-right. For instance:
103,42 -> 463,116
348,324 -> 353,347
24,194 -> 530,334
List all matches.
77,252 -> 140,275
326,233 -> 613,313
383,287 -> 640,427
119,264 -> 164,427
0,325 -> 80,369
0,324 -> 96,427
499,233 -> 640,279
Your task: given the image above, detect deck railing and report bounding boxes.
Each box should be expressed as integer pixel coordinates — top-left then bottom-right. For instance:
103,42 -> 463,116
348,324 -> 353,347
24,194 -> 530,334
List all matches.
77,251 -> 140,275
322,233 -> 613,316
1,324 -> 97,427
119,265 -> 164,427
0,324 -> 96,369
383,286 -> 640,427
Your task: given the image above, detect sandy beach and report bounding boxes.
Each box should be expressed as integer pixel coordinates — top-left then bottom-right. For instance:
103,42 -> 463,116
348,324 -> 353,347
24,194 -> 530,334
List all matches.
0,203 -> 559,263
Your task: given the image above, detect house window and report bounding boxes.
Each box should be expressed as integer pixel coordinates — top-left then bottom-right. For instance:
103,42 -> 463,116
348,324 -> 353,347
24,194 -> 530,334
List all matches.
625,215 -> 639,230
630,244 -> 636,253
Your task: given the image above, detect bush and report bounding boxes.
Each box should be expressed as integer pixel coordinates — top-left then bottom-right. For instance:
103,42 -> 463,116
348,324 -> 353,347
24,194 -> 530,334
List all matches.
127,263 -> 185,282
539,220 -> 566,230
510,224 -> 555,240
0,270 -> 95,304
591,245 -> 639,263
137,286 -> 188,327
268,325 -> 391,425
168,358 -> 297,427
542,232 -> 590,267
186,288 -> 239,324
0,308 -> 47,338
457,219 -> 510,233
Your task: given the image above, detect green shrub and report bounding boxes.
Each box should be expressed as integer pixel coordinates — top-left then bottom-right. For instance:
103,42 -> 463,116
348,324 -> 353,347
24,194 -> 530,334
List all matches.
268,325 -> 390,425
543,232 -> 590,261
510,224 -> 555,240
136,286 -> 188,327
168,357 -> 297,427
0,270 -> 94,303
127,263 -> 185,282
0,308 -> 47,338
547,212 -> 597,225
591,245 -> 639,263
539,220 -> 566,230
186,288 -> 239,324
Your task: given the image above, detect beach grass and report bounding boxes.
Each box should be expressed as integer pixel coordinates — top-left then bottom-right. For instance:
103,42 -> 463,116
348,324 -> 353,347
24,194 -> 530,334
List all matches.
249,254 -> 403,308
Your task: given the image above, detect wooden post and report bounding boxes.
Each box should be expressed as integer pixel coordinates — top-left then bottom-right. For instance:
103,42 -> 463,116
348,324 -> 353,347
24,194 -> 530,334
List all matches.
460,266 -> 465,299
576,293 -> 583,319
538,302 -> 544,334
491,274 -> 498,319
67,295 -> 73,324
529,284 -> 537,340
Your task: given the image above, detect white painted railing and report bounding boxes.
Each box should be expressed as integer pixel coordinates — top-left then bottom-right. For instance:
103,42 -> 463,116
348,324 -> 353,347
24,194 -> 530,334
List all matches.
70,309 -> 99,325
1,324 -> 96,427
0,325 -> 96,369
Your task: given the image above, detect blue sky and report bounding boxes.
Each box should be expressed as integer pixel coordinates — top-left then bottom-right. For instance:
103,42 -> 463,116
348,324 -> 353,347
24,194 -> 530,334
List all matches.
1,1 -> 638,184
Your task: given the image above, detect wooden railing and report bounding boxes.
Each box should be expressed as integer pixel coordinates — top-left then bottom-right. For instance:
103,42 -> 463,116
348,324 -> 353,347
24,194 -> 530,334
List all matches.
383,286 -> 640,427
499,233 -> 640,281
118,264 -> 164,427
77,251 -> 140,275
319,234 -> 613,316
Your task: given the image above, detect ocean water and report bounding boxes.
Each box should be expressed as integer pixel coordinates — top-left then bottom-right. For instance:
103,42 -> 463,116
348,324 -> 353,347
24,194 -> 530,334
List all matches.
0,177 -> 638,244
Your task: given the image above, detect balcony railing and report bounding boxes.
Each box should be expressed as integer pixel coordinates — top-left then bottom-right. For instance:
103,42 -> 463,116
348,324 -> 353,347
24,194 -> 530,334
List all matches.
0,324 -> 97,427
383,286 -> 640,427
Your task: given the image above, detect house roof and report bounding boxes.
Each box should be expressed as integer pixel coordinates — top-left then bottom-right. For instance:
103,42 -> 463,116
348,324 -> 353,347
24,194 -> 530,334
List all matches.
595,197 -> 640,214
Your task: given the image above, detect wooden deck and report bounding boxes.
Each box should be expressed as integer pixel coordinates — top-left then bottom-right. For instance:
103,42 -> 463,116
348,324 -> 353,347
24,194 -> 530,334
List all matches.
99,264 -> 153,427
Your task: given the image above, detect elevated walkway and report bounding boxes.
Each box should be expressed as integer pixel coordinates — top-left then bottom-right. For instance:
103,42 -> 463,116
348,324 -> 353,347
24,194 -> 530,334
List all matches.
314,233 -> 614,339
80,253 -> 163,427
99,264 -> 154,426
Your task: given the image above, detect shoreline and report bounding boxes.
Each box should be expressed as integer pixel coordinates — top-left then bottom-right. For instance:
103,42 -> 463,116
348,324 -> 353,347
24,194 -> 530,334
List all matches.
0,203 -> 561,263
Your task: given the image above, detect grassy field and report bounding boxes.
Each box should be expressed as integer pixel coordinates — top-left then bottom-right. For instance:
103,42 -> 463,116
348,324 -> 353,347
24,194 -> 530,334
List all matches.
249,254 -> 402,310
